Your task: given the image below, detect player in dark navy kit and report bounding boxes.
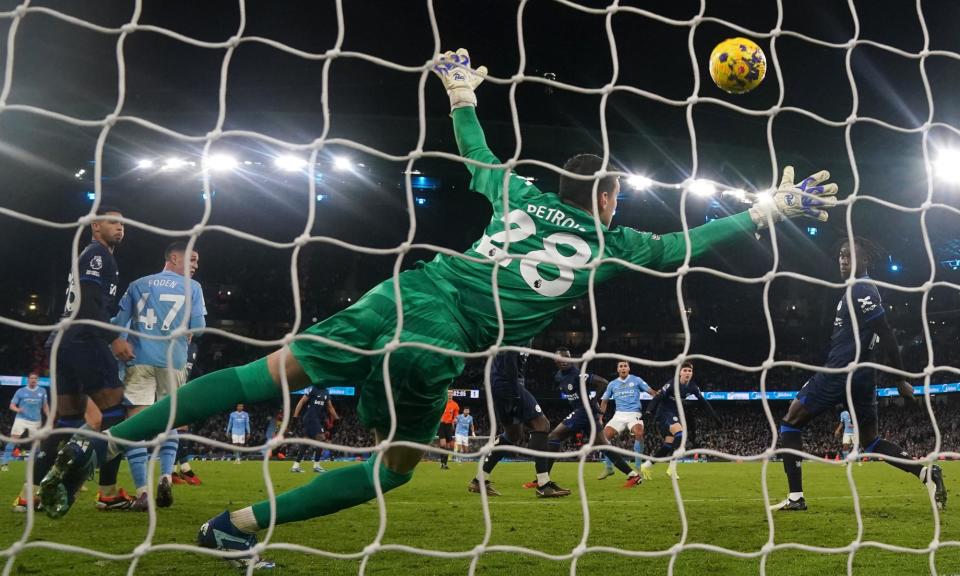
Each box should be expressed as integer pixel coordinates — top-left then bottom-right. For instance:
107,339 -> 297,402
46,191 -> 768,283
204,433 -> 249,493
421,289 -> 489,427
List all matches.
642,362 -> 718,479
290,385 -> 339,473
36,206 -> 137,514
770,238 -> 946,511
541,348 -> 642,490
467,350 -> 561,497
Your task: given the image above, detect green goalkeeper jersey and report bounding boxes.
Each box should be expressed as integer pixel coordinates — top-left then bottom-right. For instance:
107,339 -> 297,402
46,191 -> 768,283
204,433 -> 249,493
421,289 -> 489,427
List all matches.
420,106 -> 756,349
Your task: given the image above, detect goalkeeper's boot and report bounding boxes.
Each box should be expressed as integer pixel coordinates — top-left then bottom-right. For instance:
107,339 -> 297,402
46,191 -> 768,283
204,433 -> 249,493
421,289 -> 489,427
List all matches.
183,470 -> 202,485
156,476 -> 174,508
927,465 -> 947,510
521,479 -> 539,489
39,440 -> 96,519
769,497 -> 807,511
623,472 -> 642,488
468,478 -> 501,497
198,511 -> 275,570
597,466 -> 615,480
172,472 -> 187,485
536,481 -> 572,498
640,460 -> 653,480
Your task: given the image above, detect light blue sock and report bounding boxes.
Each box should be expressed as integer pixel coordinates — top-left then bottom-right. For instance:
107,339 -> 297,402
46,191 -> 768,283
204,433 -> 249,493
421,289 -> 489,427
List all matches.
633,439 -> 644,469
126,446 -> 149,491
159,430 -> 178,477
603,454 -> 614,472
1,442 -> 14,465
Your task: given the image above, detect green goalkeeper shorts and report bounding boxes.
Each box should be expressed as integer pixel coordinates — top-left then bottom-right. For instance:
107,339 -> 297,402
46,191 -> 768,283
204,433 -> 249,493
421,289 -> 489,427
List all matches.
289,269 -> 469,444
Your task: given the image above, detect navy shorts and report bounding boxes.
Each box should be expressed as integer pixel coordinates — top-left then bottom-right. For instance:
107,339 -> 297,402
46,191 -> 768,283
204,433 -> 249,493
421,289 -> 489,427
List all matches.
54,340 -> 122,396
492,385 -> 542,427
796,370 -> 877,425
657,410 -> 682,436
562,406 -> 601,434
302,416 -> 325,439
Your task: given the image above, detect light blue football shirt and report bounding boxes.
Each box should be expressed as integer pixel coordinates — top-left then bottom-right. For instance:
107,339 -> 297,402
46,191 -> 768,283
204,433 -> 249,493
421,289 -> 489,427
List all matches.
601,375 -> 652,413
455,414 -> 473,436
113,270 -> 206,369
11,386 -> 47,422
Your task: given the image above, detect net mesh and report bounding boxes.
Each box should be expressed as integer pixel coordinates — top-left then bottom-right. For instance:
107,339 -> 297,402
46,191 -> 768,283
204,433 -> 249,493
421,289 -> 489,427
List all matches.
0,0 -> 959,574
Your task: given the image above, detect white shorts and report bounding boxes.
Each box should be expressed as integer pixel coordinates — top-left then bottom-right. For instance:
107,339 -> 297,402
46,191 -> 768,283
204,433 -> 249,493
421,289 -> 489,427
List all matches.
842,433 -> 854,445
605,411 -> 644,435
231,434 -> 246,445
124,364 -> 187,406
10,418 -> 40,438
455,434 -> 470,447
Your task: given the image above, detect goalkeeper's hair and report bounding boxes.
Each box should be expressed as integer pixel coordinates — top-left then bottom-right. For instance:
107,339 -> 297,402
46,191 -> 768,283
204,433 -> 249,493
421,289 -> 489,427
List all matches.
558,154 -> 619,210
834,236 -> 884,271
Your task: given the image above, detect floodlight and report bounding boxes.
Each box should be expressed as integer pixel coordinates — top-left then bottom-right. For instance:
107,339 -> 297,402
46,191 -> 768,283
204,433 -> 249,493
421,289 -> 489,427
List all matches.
275,155 -> 307,172
137,159 -> 154,169
934,149 -> 960,184
333,156 -> 352,171
164,158 -> 187,170
205,154 -> 238,172
626,175 -> 652,189
689,179 -> 716,197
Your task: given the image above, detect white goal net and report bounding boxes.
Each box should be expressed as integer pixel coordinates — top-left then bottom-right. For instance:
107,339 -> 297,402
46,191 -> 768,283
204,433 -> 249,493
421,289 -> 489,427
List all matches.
0,0 -> 959,575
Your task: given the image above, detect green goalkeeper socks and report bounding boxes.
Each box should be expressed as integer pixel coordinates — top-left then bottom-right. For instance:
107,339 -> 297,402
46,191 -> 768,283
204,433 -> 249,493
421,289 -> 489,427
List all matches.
250,458 -> 413,528
109,358 -> 278,442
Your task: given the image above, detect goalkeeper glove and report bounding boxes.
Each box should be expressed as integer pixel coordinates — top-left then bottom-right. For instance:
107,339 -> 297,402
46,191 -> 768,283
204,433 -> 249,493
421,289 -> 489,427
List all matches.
433,48 -> 488,110
748,166 -> 838,229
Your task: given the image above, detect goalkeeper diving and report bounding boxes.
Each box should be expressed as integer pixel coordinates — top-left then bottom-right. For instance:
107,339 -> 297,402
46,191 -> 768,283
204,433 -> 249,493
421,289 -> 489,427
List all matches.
38,48 -> 838,569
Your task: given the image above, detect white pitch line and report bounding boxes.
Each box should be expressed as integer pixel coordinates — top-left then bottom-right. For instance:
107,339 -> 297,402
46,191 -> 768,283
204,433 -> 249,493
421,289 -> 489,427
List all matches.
387,494 -> 894,505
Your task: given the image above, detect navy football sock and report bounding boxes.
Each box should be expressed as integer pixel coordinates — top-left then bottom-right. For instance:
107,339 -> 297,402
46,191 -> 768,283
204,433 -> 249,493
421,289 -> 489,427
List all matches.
864,438 -> 923,477
780,424 -> 804,494
529,431 -> 550,475
482,434 -> 513,475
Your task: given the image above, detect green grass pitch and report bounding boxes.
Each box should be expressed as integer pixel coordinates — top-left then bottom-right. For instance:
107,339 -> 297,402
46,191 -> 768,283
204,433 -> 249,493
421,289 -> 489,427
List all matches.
0,459 -> 956,575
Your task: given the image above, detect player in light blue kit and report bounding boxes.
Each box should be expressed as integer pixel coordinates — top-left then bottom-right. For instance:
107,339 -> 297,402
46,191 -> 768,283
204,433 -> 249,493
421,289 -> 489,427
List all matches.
227,404 -> 251,463
453,408 -> 475,461
113,241 -> 206,510
834,410 -> 856,464
598,361 -> 654,479
1,373 -> 49,472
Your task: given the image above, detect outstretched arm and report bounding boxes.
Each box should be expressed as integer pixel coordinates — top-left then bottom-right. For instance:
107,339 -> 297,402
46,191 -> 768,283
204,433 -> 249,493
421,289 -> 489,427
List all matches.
693,387 -> 720,423
591,375 -> 609,399
866,313 -> 914,401
609,167 -> 839,272
644,391 -> 664,417
292,395 -> 308,419
435,49 -> 538,205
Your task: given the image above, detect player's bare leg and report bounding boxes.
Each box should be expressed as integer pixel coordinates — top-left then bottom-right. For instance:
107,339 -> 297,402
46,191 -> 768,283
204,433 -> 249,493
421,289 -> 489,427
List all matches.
592,429 -> 642,488
631,422 -> 646,476
597,425 -> 617,480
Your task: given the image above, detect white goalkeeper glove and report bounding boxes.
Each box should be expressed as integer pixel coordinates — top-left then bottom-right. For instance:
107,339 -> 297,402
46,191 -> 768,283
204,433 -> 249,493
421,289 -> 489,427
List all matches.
433,48 -> 488,110
748,166 -> 839,229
